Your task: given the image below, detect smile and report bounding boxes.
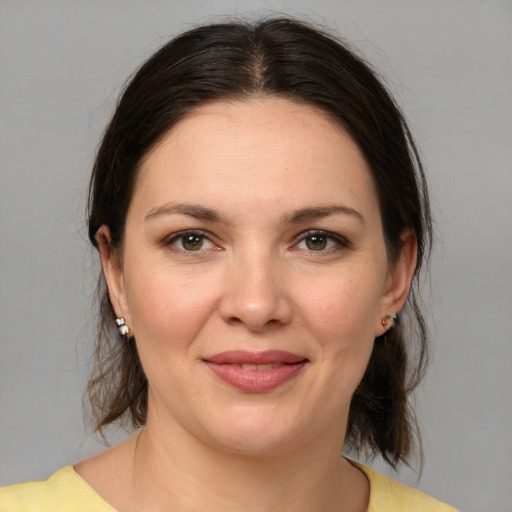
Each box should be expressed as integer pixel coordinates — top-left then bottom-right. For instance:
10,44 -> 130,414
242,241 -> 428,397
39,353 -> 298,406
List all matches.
235,363 -> 280,370
203,350 -> 308,393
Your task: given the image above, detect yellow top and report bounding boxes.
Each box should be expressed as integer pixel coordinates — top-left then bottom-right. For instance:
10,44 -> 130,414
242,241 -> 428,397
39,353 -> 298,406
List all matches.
0,463 -> 458,512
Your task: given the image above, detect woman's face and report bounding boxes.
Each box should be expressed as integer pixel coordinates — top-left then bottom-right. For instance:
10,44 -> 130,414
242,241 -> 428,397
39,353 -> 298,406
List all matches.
101,98 -> 415,455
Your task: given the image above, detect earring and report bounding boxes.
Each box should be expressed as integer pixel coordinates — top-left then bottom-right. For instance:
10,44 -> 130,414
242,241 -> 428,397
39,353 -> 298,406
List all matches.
381,313 -> 397,330
115,317 -> 131,337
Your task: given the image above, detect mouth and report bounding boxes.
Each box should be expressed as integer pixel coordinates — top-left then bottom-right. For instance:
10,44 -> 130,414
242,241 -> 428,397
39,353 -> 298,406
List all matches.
202,350 -> 309,393
228,363 -> 284,370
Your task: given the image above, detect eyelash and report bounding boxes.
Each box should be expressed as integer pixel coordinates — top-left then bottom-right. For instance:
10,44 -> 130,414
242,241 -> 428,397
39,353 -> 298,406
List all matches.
292,230 -> 350,254
163,230 -> 218,253
163,229 -> 350,255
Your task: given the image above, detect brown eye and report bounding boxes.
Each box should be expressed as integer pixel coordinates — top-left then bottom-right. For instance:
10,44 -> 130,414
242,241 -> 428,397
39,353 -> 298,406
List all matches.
305,234 -> 328,251
181,234 -> 204,251
294,231 -> 349,253
166,230 -> 218,253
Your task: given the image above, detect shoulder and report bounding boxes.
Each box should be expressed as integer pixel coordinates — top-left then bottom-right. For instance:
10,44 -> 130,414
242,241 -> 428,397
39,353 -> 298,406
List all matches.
352,461 -> 459,512
0,466 -> 116,512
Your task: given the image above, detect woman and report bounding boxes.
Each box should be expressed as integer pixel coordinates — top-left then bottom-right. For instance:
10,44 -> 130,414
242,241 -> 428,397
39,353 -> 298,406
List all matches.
0,17 -> 457,512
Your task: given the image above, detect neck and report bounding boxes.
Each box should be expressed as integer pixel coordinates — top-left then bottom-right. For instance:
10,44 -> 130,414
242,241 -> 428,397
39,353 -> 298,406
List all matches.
130,413 -> 368,512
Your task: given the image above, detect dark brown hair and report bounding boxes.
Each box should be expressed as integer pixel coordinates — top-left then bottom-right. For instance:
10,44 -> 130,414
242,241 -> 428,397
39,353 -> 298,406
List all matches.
87,17 -> 431,469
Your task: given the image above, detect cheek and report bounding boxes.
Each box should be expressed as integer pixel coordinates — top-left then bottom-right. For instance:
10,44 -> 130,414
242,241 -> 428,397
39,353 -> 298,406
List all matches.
123,258 -> 222,351
294,269 -> 383,397
297,271 -> 382,345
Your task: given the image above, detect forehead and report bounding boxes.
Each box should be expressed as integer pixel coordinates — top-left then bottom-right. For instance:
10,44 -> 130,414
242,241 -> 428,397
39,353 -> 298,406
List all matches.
132,97 -> 379,221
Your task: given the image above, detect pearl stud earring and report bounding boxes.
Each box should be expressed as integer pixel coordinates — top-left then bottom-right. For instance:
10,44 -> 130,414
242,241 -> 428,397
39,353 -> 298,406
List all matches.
381,313 -> 397,330
115,317 -> 130,337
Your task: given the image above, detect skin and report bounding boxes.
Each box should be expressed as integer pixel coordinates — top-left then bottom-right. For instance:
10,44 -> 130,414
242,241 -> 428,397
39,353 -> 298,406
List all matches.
76,97 -> 417,512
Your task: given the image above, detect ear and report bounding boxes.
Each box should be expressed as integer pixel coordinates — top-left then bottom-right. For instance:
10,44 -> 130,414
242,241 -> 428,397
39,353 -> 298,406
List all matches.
97,225 -> 131,333
375,229 -> 418,336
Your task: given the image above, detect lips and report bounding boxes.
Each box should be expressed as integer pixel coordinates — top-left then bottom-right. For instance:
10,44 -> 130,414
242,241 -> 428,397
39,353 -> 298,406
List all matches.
203,350 -> 308,392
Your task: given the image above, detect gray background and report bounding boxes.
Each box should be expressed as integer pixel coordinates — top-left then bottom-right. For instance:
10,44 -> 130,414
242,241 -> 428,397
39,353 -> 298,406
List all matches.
1,1 -> 511,511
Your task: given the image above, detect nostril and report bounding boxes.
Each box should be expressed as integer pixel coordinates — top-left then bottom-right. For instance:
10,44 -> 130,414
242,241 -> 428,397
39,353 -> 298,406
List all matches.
218,267 -> 293,329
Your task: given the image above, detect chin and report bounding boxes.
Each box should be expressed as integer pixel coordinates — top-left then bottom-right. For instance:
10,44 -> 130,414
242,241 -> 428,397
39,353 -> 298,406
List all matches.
212,429 -> 303,458
201,405 -> 312,457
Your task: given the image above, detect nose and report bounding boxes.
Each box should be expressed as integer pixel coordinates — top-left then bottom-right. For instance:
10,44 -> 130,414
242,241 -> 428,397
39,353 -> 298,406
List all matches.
218,251 -> 293,332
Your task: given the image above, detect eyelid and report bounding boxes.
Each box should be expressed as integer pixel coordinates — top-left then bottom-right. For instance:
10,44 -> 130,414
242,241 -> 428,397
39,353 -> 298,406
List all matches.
161,228 -> 349,252
163,229 -> 220,251
292,229 -> 351,251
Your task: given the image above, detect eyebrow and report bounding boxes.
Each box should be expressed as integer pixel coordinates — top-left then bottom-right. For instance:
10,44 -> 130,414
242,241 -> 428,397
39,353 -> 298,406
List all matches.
284,204 -> 365,225
145,202 -> 224,223
145,202 -> 364,225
